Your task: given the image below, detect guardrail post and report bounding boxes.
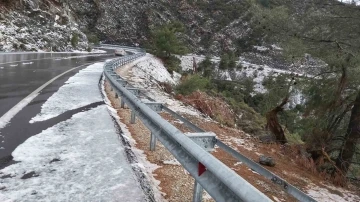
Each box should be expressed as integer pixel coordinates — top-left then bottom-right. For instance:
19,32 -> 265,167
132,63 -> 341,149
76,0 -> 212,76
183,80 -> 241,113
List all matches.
130,110 -> 136,124
150,132 -> 157,151
186,132 -> 216,202
121,99 -> 125,108
193,181 -> 203,202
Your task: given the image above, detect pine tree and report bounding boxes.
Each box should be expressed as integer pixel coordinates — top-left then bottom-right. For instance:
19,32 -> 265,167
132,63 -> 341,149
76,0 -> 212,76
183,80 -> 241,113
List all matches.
219,53 -> 229,70
251,0 -> 360,176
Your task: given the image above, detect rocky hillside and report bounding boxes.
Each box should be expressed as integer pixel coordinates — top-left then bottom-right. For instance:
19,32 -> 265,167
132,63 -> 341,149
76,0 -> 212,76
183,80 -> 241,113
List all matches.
0,0 -> 253,53
0,0 -> 357,57
0,0 -> 89,51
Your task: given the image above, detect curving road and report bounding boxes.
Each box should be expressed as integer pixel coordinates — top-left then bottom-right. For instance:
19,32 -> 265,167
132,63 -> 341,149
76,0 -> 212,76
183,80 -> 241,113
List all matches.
0,50 -> 115,160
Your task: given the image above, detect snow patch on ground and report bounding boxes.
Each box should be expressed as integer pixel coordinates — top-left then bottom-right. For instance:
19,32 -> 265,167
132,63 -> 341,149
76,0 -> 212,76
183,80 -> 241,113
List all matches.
178,54 -> 220,71
254,46 -> 269,51
72,49 -> 107,54
30,62 -> 104,123
220,136 -> 256,152
0,106 -> 146,202
102,78 -> 166,202
179,54 -> 305,106
134,54 -> 176,84
307,184 -> 360,202
163,159 -> 181,166
130,54 -> 203,117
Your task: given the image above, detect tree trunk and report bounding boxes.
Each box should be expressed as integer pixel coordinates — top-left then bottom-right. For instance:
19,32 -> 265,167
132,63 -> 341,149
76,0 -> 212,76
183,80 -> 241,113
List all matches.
336,91 -> 360,174
266,97 -> 289,144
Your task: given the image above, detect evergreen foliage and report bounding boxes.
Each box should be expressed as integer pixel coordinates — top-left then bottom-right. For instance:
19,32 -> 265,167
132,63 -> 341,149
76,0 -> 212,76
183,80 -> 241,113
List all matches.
198,56 -> 215,78
250,0 -> 360,176
71,34 -> 79,48
148,22 -> 189,73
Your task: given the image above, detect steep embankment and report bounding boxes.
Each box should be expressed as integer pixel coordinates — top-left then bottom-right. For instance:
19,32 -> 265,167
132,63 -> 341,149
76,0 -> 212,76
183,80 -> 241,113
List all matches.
0,0 -> 89,52
104,54 -> 360,201
0,0 -> 252,53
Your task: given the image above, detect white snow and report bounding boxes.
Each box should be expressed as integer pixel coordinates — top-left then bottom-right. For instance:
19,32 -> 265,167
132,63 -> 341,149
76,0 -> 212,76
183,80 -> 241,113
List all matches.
234,162 -> 243,166
101,79 -> 165,202
307,184 -> 360,202
0,106 -> 146,202
254,46 -> 269,51
271,44 -> 283,50
178,54 -> 220,71
134,54 -> 176,84
72,49 -> 107,54
163,159 -> 181,166
179,54 -> 304,94
30,63 -> 104,123
338,0 -> 360,5
130,54 -> 203,117
121,54 -> 223,119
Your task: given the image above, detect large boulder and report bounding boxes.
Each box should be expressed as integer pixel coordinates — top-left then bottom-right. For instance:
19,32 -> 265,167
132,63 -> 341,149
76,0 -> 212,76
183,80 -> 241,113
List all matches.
259,155 -> 276,167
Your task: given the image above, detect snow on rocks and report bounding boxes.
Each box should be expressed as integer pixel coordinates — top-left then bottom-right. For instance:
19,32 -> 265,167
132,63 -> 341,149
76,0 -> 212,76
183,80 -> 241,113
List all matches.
254,46 -> 270,52
0,105 -> 146,202
178,54 -> 220,71
30,62 -> 104,123
0,5 -> 89,52
179,54 -> 306,106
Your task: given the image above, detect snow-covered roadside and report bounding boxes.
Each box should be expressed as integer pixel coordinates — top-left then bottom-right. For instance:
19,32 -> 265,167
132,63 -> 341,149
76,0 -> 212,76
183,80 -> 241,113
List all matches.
30,62 -> 104,123
129,54 -> 207,117
72,49 -> 107,54
0,105 -> 146,202
101,79 -> 164,202
0,61 -> 158,201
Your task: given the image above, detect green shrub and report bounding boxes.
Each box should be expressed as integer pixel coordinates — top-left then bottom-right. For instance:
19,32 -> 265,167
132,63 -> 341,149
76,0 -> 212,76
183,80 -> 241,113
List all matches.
163,55 -> 182,73
258,0 -> 270,8
86,34 -> 100,45
71,34 -> 79,48
176,75 -> 210,95
198,56 -> 215,77
219,53 -> 229,70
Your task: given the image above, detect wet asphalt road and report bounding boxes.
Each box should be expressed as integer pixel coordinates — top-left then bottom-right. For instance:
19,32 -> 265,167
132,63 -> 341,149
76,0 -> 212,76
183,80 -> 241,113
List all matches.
0,50 -> 116,160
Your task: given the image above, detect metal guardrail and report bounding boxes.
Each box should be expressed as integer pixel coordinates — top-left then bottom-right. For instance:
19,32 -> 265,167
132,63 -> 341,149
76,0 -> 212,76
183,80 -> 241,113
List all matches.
99,44 -> 145,52
104,54 -> 272,202
164,108 -> 316,202
103,47 -> 317,202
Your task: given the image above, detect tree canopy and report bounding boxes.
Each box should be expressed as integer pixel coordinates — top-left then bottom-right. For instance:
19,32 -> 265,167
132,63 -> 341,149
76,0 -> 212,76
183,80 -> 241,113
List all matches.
149,22 -> 188,58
